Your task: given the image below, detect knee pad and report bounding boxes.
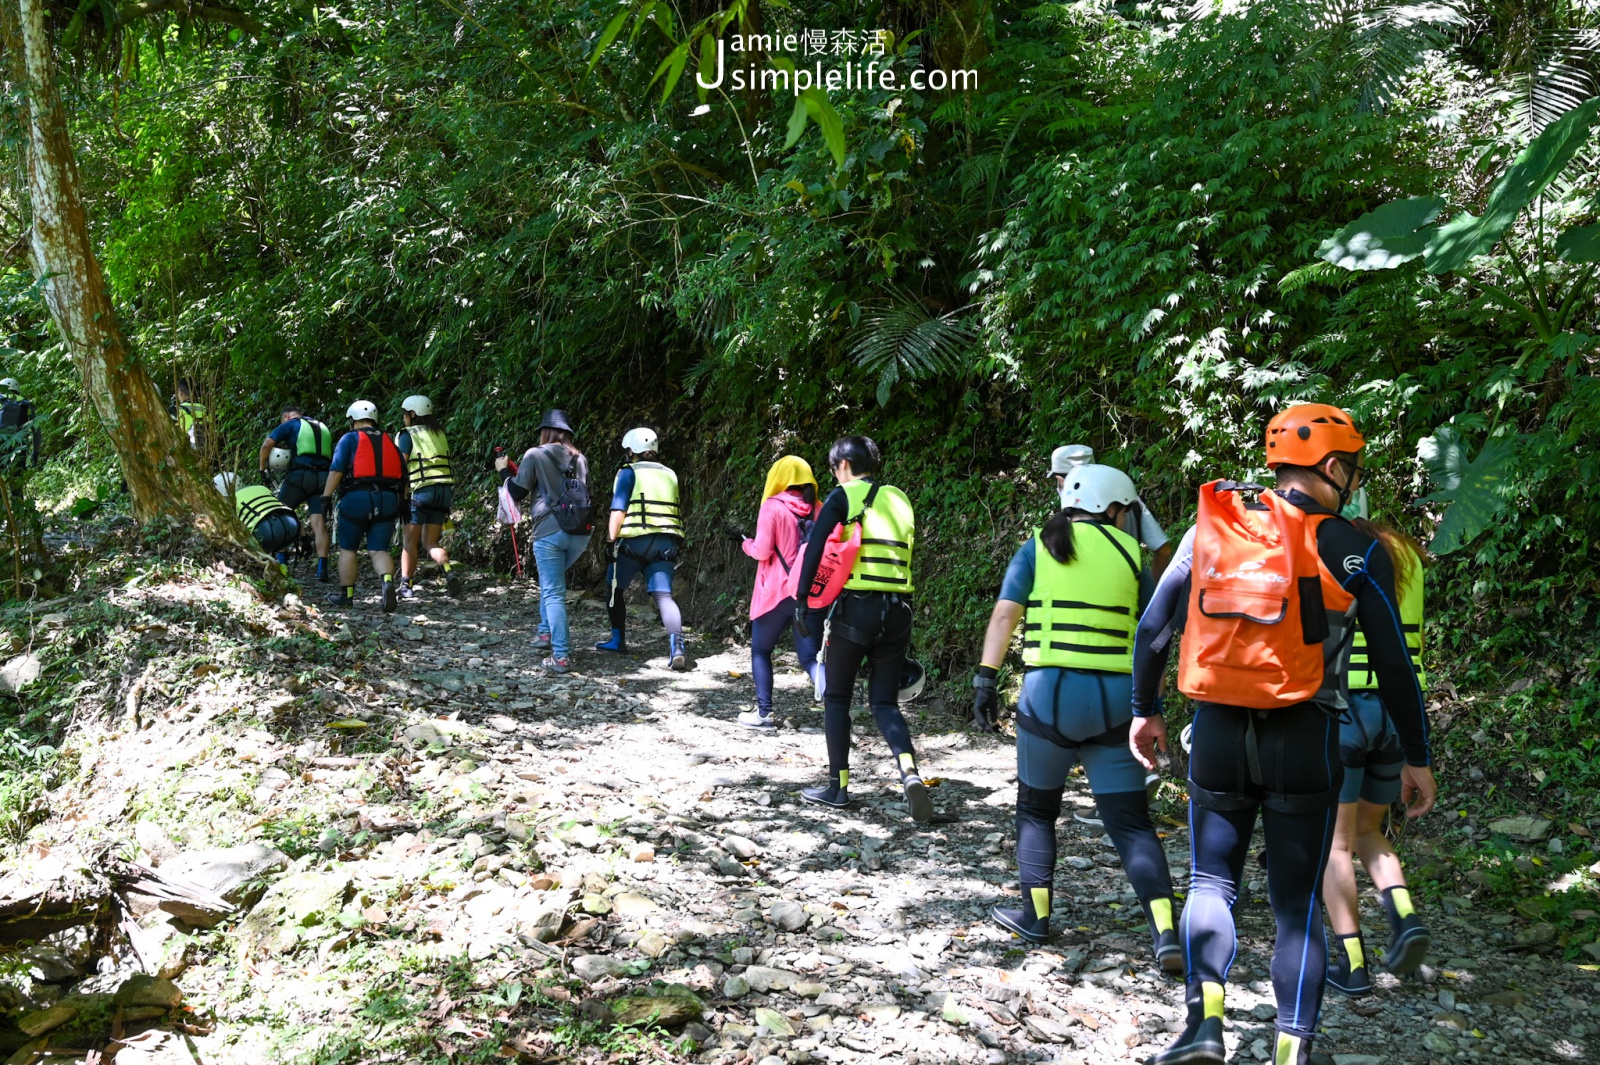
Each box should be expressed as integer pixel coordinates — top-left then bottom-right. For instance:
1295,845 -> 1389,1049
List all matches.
1096,789 -> 1155,835
1017,782 -> 1064,824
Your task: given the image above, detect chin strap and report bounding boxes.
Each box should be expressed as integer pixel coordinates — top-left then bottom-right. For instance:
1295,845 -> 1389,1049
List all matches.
1309,461 -> 1358,511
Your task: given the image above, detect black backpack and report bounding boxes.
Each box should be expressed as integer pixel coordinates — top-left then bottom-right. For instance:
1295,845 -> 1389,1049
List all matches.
546,450 -> 593,534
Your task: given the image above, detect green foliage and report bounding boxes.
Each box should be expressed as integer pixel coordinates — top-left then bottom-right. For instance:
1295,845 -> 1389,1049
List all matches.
1416,425 -> 1518,554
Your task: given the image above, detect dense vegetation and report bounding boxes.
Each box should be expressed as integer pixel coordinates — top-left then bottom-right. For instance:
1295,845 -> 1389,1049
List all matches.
1,0 -> 1596,748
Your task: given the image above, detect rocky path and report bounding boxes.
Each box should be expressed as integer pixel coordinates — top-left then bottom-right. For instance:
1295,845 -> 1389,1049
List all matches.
13,568 -> 1598,1065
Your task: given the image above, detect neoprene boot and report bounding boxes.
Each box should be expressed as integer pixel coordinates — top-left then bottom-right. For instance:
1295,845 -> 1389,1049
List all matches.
902,773 -> 933,823
445,563 -> 462,597
596,628 -> 626,653
1272,1031 -> 1335,1065
1147,984 -> 1226,1065
668,633 -> 687,671
991,884 -> 1050,945
381,574 -> 398,613
275,551 -> 289,565
1145,897 -> 1183,975
1381,886 -> 1430,974
327,586 -> 354,609
1325,933 -> 1373,996
315,556 -> 331,583
801,770 -> 850,808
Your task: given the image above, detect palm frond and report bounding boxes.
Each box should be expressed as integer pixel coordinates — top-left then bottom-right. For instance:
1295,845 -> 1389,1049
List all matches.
848,286 -> 978,406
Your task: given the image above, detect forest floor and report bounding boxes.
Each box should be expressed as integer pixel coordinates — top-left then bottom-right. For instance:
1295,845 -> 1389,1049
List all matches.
1,559 -> 1597,1065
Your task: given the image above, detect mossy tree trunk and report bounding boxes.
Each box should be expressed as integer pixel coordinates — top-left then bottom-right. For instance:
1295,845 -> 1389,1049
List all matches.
2,0 -> 246,541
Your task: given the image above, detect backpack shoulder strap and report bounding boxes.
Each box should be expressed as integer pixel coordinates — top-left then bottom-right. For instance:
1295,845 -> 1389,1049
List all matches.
1087,521 -> 1140,581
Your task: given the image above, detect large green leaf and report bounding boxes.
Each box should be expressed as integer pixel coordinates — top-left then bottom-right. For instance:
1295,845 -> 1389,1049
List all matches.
1416,426 -> 1518,554
1425,97 -> 1600,274
1316,196 -> 1444,270
1555,222 -> 1600,263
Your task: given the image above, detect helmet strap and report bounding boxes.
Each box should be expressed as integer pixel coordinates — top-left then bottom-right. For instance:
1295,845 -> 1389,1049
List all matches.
1309,460 -> 1357,511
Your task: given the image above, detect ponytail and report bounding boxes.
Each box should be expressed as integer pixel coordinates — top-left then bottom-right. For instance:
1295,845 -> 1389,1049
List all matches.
1040,509 -> 1077,565
1350,517 -> 1427,587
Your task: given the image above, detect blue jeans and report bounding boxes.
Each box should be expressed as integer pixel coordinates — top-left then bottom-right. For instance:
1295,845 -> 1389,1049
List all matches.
534,530 -> 590,657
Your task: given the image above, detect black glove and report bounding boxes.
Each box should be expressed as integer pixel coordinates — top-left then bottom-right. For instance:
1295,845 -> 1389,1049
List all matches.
794,603 -> 814,640
603,539 -> 618,564
260,469 -> 277,490
972,668 -> 1000,733
722,518 -> 750,542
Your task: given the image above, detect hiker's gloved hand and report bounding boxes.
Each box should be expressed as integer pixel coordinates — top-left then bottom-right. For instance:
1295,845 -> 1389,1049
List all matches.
794,604 -> 814,640
603,540 -> 618,564
259,469 -> 277,490
972,667 -> 1000,733
722,519 -> 750,542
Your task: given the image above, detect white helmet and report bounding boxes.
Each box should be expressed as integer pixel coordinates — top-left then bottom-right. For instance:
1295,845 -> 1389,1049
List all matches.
899,659 -> 926,703
1049,444 -> 1094,476
346,399 -> 378,422
268,447 -> 292,474
401,394 -> 433,417
1058,463 -> 1138,514
0,378 -> 18,393
213,472 -> 238,495
622,427 -> 658,455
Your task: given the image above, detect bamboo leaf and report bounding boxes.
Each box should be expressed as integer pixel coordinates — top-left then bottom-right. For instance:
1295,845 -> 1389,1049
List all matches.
783,97 -> 810,149
800,88 -> 845,169
589,6 -> 632,72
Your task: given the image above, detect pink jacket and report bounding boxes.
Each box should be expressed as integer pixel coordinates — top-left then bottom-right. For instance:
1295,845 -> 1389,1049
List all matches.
742,489 -> 817,619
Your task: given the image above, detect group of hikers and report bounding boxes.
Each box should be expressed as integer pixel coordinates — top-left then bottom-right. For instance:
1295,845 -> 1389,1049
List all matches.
169,387 -> 1441,1065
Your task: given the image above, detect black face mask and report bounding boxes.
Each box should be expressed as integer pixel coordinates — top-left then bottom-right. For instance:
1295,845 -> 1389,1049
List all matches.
1312,458 -> 1362,511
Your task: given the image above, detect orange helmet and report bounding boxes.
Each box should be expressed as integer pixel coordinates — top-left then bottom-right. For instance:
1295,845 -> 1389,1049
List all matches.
1265,404 -> 1365,468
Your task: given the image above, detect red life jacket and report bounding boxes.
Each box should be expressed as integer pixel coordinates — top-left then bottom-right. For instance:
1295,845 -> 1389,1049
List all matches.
348,430 -> 404,489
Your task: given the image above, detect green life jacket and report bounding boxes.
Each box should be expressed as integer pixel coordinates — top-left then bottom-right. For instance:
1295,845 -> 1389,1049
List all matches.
293,418 -> 333,466
621,462 -> 683,538
177,402 -> 206,433
841,479 -> 915,594
235,485 -> 290,532
1022,523 -> 1141,672
1348,553 -> 1426,691
404,426 -> 454,490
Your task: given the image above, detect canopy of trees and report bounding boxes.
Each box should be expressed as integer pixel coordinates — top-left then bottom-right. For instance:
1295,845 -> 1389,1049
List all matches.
1,0 -> 1596,679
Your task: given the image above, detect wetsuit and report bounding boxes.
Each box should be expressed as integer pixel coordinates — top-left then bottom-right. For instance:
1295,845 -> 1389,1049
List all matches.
1132,489 -> 1429,1050
793,480 -> 921,790
269,417 -> 333,517
998,529 -> 1178,956
607,465 -> 683,639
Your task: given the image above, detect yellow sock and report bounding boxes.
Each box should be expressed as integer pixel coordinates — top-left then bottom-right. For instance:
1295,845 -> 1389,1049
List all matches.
1202,981 -> 1224,1020
1030,887 -> 1051,921
898,752 -> 917,774
838,769 -> 849,789
1390,886 -> 1415,918
1149,897 -> 1175,933
1274,1032 -> 1302,1065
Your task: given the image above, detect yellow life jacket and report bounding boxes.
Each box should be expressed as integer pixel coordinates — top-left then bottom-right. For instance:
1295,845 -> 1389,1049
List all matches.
404,426 -> 454,490
621,462 -> 683,538
1022,522 -> 1141,672
1348,552 -> 1426,691
841,479 -> 915,594
235,485 -> 290,532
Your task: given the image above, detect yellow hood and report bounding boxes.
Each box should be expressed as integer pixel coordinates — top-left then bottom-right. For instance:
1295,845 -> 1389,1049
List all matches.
762,455 -> 817,501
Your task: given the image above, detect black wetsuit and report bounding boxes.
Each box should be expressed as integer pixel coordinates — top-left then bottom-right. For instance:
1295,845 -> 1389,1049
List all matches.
1131,488 -> 1428,1044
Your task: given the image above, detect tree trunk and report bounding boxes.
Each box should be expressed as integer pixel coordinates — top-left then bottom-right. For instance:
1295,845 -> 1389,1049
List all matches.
4,0 -> 243,539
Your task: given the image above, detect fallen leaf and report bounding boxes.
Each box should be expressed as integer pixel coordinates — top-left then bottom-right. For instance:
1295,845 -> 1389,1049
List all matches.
327,719 -> 368,730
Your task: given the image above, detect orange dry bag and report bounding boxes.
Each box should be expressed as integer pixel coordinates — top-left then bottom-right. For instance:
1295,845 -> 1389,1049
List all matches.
1177,480 -> 1353,710
788,484 -> 879,609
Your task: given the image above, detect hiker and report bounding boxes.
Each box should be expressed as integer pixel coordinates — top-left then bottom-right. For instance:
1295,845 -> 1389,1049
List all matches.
1322,493 -> 1433,996
260,405 -> 335,579
734,455 -> 822,730
597,427 -> 688,671
1130,403 -> 1436,1065
321,400 -> 404,612
496,410 -> 593,673
396,395 -> 461,599
0,378 -> 41,469
173,378 -> 210,455
974,463 -> 1182,971
213,473 -> 299,557
791,435 -> 932,824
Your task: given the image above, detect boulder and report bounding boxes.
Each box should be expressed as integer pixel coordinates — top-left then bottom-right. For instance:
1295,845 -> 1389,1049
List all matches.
114,974 -> 183,1010
1488,816 -> 1553,842
158,843 -> 289,915
240,871 -> 352,956
610,984 -> 704,1027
